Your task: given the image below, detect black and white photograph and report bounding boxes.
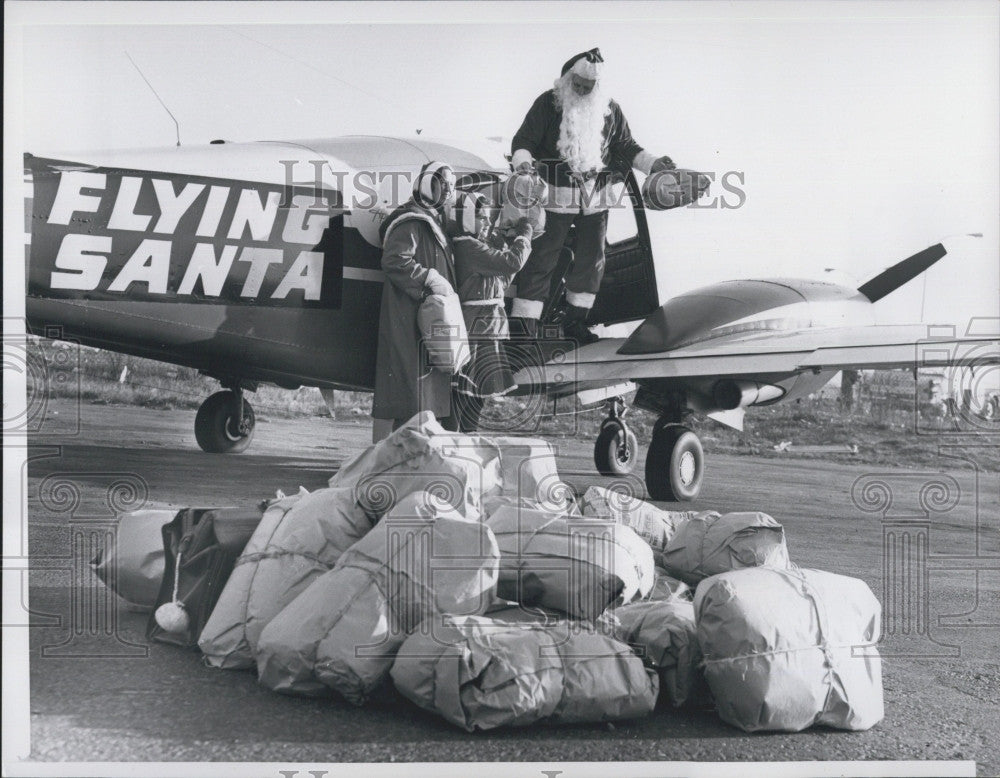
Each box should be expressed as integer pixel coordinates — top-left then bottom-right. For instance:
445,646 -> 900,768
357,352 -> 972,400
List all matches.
4,2 -> 999,776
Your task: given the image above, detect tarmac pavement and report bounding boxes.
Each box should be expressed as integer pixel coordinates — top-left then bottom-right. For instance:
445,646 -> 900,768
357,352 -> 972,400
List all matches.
8,399 -> 999,775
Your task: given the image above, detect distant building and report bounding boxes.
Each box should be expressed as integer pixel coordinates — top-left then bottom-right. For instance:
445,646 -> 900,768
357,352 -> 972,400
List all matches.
921,366 -> 1000,419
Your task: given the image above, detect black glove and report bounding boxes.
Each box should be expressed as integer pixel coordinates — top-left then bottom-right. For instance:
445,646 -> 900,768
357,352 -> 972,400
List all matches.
513,217 -> 533,239
650,155 -> 676,174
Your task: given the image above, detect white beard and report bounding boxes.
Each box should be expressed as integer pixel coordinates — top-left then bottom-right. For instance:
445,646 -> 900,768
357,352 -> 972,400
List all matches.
554,76 -> 612,175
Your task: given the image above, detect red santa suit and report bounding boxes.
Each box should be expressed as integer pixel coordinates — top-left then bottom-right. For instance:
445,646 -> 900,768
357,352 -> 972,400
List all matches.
510,48 -> 667,341
447,192 -> 534,431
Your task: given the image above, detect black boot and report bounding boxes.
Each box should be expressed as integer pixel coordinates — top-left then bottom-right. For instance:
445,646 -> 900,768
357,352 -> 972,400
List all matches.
505,317 -> 543,369
508,316 -> 539,340
562,304 -> 599,346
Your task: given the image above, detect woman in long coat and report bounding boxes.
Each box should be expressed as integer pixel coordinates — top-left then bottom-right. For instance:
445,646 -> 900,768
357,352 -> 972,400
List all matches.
371,161 -> 458,431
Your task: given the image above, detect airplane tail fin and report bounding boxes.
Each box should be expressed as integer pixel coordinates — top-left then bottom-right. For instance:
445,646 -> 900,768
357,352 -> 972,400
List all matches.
857,243 -> 947,303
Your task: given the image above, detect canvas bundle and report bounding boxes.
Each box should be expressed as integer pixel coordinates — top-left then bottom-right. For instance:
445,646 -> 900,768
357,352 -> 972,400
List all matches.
328,411 -> 502,521
91,509 -> 178,609
418,291 -> 471,374
579,486 -> 694,553
198,487 -> 376,669
488,436 -> 570,508
694,567 -> 884,732
601,598 -> 702,707
497,171 -> 547,237
390,608 -> 659,730
640,168 -> 711,210
486,505 -> 654,620
659,511 -> 791,585
255,492 -> 500,704
480,437 -> 577,520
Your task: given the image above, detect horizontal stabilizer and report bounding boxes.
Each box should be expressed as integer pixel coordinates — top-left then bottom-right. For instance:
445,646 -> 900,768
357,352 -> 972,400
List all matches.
857,243 -> 946,303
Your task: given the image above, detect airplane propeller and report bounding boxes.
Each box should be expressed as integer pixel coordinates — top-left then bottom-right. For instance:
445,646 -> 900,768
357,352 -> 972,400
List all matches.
856,243 -> 947,303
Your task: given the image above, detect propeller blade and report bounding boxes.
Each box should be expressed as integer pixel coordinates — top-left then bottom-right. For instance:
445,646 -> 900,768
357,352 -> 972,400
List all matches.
857,243 -> 947,303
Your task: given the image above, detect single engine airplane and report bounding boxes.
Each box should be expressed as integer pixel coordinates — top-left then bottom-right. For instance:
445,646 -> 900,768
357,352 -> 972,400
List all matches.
23,135 -> 995,501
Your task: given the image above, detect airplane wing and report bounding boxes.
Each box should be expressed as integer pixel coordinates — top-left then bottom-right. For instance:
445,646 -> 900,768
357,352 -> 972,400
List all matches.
516,325 -> 999,385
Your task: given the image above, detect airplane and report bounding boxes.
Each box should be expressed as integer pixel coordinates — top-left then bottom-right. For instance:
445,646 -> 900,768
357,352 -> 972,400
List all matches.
23,135 -> 996,501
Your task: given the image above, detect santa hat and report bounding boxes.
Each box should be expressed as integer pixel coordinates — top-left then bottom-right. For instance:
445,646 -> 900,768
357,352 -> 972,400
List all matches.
561,48 -> 604,79
413,160 -> 454,207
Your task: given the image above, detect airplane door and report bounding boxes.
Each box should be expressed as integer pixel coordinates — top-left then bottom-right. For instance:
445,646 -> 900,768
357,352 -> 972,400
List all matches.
587,172 -> 659,326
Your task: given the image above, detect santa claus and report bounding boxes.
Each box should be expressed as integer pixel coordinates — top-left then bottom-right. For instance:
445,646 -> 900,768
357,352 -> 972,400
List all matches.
510,48 -> 673,344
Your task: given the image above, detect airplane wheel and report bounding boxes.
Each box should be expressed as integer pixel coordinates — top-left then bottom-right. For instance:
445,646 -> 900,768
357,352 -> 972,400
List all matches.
594,422 -> 638,476
195,391 -> 255,453
645,424 -> 704,502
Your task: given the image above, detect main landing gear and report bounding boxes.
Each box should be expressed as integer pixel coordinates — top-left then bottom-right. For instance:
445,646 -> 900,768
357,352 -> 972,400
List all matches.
645,418 -> 704,502
592,398 -> 705,502
194,386 -> 256,453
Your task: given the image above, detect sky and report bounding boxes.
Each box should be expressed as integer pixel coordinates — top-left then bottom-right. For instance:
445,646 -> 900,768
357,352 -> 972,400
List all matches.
6,0 -> 1000,328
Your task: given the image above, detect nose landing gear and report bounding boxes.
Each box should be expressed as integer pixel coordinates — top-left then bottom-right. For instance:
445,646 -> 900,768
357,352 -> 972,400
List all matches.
593,397 -> 638,476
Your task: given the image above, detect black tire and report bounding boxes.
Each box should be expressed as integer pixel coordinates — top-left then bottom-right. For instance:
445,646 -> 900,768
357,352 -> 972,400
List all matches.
645,424 -> 704,502
194,391 -> 255,453
594,423 -> 638,476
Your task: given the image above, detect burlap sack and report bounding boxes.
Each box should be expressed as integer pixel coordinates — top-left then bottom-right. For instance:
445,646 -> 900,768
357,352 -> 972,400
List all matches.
695,567 -> 883,732
198,487 -> 375,669
390,609 -> 658,730
659,511 -> 791,585
256,492 -> 499,703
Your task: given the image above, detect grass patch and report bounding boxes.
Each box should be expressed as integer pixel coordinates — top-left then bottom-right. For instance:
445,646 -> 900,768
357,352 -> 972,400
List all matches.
26,337 -> 371,419
479,389 -> 998,472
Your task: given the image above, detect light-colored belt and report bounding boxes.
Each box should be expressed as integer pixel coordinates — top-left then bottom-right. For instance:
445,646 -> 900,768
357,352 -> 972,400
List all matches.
463,298 -> 504,306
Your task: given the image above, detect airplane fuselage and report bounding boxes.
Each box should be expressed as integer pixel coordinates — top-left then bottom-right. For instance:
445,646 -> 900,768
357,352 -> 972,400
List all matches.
25,137 -> 507,390
24,135 -> 972,496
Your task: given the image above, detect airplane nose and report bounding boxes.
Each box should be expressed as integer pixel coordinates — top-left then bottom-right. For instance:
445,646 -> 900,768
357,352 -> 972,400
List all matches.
617,281 -> 805,355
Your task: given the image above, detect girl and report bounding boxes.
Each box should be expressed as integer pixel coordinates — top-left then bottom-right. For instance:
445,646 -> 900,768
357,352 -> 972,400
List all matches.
448,192 -> 534,432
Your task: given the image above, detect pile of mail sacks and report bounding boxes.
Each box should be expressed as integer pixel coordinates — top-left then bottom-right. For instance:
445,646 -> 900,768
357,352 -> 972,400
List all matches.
105,412 -> 885,733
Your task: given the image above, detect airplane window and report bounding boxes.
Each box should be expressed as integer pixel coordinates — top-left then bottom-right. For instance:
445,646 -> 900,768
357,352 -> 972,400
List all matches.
605,181 -> 637,245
